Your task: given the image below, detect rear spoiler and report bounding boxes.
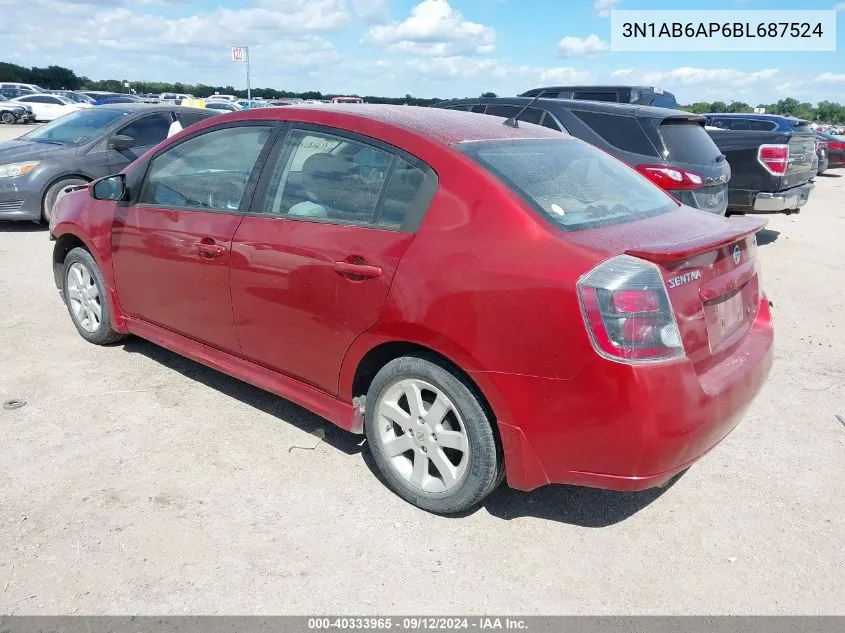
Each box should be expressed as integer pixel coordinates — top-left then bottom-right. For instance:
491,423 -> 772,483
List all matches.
625,215 -> 767,263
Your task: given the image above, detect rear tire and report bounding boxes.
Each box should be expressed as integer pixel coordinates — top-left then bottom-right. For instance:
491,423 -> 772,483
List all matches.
62,247 -> 124,345
365,355 -> 501,514
42,178 -> 86,223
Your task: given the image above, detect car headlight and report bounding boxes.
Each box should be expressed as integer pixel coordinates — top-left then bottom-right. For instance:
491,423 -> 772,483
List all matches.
0,161 -> 40,178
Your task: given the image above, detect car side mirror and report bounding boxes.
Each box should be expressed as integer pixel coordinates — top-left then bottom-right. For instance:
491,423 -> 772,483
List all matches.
108,135 -> 135,150
92,174 -> 126,201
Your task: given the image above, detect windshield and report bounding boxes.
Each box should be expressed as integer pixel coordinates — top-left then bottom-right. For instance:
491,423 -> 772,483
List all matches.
457,138 -> 678,230
64,93 -> 94,104
21,107 -> 132,144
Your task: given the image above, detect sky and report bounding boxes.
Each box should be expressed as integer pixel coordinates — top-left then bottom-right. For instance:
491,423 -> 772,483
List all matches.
1,0 -> 844,103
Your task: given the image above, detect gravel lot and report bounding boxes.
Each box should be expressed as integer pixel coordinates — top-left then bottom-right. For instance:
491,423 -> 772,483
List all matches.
0,122 -> 843,615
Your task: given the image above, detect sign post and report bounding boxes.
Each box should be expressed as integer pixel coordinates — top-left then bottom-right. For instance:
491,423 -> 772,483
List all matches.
231,46 -> 251,106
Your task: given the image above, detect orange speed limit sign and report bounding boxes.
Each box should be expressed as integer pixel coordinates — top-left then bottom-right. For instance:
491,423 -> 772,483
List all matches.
231,47 -> 247,62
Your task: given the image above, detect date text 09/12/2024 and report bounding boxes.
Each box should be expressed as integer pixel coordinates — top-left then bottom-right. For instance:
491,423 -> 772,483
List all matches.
307,617 -> 528,630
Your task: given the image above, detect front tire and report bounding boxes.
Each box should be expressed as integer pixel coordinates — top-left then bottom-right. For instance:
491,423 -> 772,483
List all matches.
0,112 -> 14,125
42,178 -> 86,223
365,356 -> 501,514
62,247 -> 124,345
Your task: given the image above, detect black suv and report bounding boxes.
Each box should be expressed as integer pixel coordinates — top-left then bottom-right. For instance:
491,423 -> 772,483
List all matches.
519,85 -> 678,109
432,97 -> 730,214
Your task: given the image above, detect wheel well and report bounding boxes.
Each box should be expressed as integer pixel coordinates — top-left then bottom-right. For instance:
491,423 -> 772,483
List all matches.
351,341 -> 498,424
52,234 -> 88,290
42,174 -> 91,206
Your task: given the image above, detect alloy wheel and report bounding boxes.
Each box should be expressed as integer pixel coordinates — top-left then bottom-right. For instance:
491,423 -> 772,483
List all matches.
66,262 -> 102,333
376,379 -> 470,493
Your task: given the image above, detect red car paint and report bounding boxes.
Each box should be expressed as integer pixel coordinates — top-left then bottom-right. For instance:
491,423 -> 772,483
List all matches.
50,105 -> 773,493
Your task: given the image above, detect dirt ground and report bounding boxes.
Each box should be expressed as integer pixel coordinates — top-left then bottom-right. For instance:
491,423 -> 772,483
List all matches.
0,123 -> 843,615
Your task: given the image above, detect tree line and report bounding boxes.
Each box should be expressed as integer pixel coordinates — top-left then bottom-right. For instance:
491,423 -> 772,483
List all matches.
3,61 -> 845,122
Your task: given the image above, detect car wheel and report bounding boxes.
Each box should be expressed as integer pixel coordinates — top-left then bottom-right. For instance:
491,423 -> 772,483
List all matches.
62,247 -> 125,345
42,178 -> 87,223
0,112 -> 14,124
365,355 -> 501,514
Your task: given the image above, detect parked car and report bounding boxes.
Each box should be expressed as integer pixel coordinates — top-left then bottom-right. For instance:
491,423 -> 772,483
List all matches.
49,105 -> 773,514
0,104 -> 215,223
815,137 -> 829,176
205,101 -> 242,112
47,90 -> 95,105
0,94 -> 35,124
705,113 -> 814,134
10,93 -> 88,121
433,97 -> 730,214
93,94 -> 142,105
815,131 -> 845,169
519,85 -> 678,109
0,82 -> 45,94
705,126 -> 816,214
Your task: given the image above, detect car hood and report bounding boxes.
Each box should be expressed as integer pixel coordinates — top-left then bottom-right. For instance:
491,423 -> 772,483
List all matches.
0,139 -> 76,163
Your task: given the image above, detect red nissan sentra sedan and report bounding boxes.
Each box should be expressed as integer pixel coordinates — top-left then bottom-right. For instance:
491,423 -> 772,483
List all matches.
49,105 -> 774,514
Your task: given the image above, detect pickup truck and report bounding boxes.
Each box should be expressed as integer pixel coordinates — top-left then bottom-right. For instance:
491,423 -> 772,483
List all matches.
706,128 -> 816,214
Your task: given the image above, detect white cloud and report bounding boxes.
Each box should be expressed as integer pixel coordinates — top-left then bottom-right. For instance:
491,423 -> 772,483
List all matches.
557,34 -> 609,58
594,0 -> 621,18
816,72 -> 845,83
610,68 -> 635,77
352,0 -> 389,22
834,3 -> 845,11
364,0 -> 496,56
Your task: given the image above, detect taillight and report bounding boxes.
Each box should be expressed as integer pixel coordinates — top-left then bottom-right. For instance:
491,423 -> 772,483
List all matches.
635,164 -> 704,190
758,144 -> 789,176
578,255 -> 684,363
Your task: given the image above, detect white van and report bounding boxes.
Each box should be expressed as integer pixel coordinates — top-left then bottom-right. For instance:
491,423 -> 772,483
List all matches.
0,82 -> 46,94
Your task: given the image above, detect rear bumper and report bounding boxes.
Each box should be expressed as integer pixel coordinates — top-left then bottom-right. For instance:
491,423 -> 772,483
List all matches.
479,298 -> 774,492
753,182 -> 814,212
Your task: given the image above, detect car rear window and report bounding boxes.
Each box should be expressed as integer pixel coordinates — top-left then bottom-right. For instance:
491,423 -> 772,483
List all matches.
791,121 -> 813,133
649,94 -> 678,109
571,110 -> 657,156
658,121 -> 723,165
456,138 -> 677,231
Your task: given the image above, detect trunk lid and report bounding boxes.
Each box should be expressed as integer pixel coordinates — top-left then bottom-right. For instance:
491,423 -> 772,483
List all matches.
567,209 -> 766,370
781,133 -> 815,189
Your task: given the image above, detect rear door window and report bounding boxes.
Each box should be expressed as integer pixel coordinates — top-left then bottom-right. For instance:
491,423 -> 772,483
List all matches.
658,121 -> 723,165
750,120 -> 776,131
484,105 -> 520,119
457,138 -> 677,230
571,110 -> 657,155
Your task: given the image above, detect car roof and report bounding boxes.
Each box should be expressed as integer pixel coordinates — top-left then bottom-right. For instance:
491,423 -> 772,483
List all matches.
705,112 -> 806,123
230,103 -> 567,144
436,97 -> 700,121
94,103 -> 206,113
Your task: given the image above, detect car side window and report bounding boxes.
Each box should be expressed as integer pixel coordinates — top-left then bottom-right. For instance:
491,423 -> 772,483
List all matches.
727,119 -> 750,131
46,96 -> 63,104
750,120 -> 776,131
539,111 -> 563,131
485,105 -> 520,119
260,129 -> 432,230
116,113 -> 172,147
139,125 -> 275,211
571,110 -> 657,155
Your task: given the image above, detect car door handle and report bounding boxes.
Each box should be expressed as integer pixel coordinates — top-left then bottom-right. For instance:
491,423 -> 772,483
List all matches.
197,240 -> 226,258
334,261 -> 382,279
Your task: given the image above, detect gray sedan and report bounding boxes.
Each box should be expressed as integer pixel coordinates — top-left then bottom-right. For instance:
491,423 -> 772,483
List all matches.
0,104 -> 215,223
